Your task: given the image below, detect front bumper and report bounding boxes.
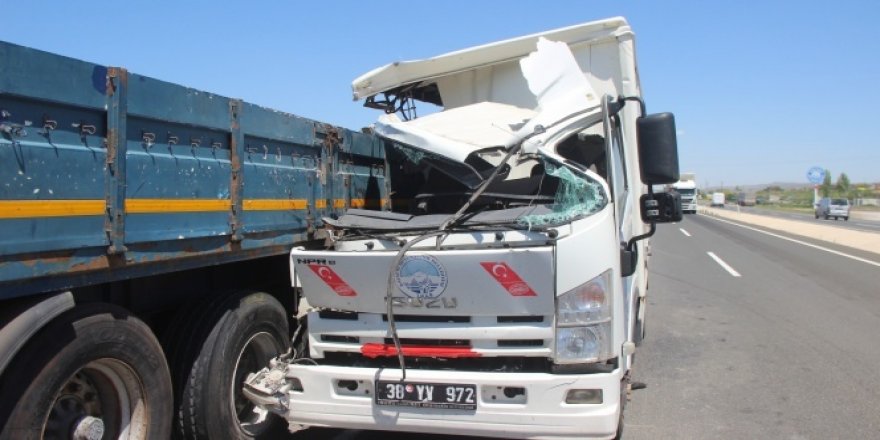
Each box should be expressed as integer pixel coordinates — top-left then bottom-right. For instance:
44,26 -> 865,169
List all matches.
246,363 -> 622,440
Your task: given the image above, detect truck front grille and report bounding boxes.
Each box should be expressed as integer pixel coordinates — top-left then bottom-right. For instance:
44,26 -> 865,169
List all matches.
382,338 -> 470,346
382,315 -> 471,323
497,339 -> 544,347
308,310 -> 554,368
497,316 -> 544,323
319,352 -> 555,373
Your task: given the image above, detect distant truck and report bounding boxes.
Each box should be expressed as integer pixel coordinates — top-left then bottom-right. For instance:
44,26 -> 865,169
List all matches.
671,173 -> 697,213
711,192 -> 726,207
737,192 -> 756,206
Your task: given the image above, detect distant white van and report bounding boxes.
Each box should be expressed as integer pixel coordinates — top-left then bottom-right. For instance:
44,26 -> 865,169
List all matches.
815,198 -> 850,221
711,192 -> 725,207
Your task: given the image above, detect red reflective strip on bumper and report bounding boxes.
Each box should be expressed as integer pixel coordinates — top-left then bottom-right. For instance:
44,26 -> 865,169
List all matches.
360,344 -> 481,359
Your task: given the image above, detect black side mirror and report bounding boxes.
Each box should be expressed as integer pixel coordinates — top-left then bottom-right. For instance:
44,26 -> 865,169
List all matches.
637,113 -> 679,185
641,191 -> 682,223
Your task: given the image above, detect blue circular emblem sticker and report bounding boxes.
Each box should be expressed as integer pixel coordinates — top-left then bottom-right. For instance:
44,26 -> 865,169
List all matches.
395,255 -> 448,298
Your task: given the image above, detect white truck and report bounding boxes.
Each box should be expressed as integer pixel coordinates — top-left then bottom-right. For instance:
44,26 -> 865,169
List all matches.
671,172 -> 698,213
245,17 -> 681,440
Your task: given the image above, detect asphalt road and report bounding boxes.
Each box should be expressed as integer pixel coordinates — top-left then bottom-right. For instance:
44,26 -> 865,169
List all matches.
287,214 -> 880,439
625,214 -> 880,439
722,204 -> 880,233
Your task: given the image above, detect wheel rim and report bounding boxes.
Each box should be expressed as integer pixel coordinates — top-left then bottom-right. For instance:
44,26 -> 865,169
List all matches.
43,359 -> 147,440
231,331 -> 282,436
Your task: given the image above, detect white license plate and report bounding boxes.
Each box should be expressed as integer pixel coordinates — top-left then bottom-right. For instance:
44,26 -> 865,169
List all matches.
375,380 -> 477,410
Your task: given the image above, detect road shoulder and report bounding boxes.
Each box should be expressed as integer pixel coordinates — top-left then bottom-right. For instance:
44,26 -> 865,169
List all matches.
698,207 -> 880,256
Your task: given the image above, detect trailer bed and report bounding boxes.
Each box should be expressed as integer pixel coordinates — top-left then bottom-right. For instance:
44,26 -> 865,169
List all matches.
0,41 -> 388,297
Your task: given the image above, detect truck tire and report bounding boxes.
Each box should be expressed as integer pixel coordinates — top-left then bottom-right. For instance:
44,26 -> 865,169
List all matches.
613,379 -> 627,440
0,303 -> 172,440
166,291 -> 290,440
633,299 -> 646,347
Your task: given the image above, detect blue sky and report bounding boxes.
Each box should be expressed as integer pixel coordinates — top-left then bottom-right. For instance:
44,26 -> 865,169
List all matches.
3,1 -> 878,187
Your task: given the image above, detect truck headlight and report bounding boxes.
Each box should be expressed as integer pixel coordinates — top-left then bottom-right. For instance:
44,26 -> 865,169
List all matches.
557,269 -> 611,325
555,270 -> 613,364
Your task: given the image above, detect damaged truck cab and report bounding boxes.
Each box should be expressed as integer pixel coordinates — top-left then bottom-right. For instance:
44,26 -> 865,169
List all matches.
245,17 -> 680,439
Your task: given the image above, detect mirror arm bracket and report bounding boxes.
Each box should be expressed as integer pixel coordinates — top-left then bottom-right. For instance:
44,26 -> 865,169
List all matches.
626,221 -> 656,253
620,189 -> 658,277
616,96 -> 646,118
627,186 -> 658,252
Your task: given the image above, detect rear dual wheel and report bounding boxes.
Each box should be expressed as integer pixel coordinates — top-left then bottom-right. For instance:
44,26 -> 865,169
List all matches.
165,291 -> 290,439
0,304 -> 172,440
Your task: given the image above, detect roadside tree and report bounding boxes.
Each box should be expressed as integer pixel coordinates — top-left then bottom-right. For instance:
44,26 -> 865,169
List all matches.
836,173 -> 851,198
820,169 -> 832,197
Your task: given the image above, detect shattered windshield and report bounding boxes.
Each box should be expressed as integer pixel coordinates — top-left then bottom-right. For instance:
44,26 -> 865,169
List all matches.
387,142 -> 485,189
516,161 -> 606,229
338,127 -> 608,232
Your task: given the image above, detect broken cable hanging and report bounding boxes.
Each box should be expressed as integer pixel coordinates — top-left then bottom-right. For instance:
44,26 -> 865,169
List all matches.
385,123 -> 551,380
384,230 -> 448,382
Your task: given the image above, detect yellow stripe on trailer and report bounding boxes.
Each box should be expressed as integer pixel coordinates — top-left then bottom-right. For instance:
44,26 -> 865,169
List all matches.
125,199 -> 231,214
243,199 -> 309,211
0,200 -> 105,219
0,197 -> 357,219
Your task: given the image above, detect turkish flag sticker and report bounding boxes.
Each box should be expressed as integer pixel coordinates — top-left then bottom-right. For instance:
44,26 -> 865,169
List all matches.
307,264 -> 357,296
480,262 -> 537,297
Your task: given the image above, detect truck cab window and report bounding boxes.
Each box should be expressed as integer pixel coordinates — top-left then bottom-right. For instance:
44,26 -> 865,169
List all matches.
556,133 -> 607,180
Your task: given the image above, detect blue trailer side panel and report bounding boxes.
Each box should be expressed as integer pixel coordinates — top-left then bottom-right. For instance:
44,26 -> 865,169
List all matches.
1,42 -> 109,257
0,41 -> 388,298
240,102 -> 321,236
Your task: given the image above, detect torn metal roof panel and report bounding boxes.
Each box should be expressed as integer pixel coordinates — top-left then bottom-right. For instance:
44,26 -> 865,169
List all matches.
352,16 -> 633,108
372,38 -> 603,162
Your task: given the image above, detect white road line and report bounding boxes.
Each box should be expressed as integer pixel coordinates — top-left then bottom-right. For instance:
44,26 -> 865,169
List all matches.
855,223 -> 875,228
706,216 -> 880,268
679,228 -> 692,237
707,252 -> 741,277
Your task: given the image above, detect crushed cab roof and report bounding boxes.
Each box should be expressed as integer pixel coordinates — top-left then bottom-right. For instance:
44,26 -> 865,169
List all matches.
351,16 -> 632,107
372,36 -> 604,162
373,102 -> 535,162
